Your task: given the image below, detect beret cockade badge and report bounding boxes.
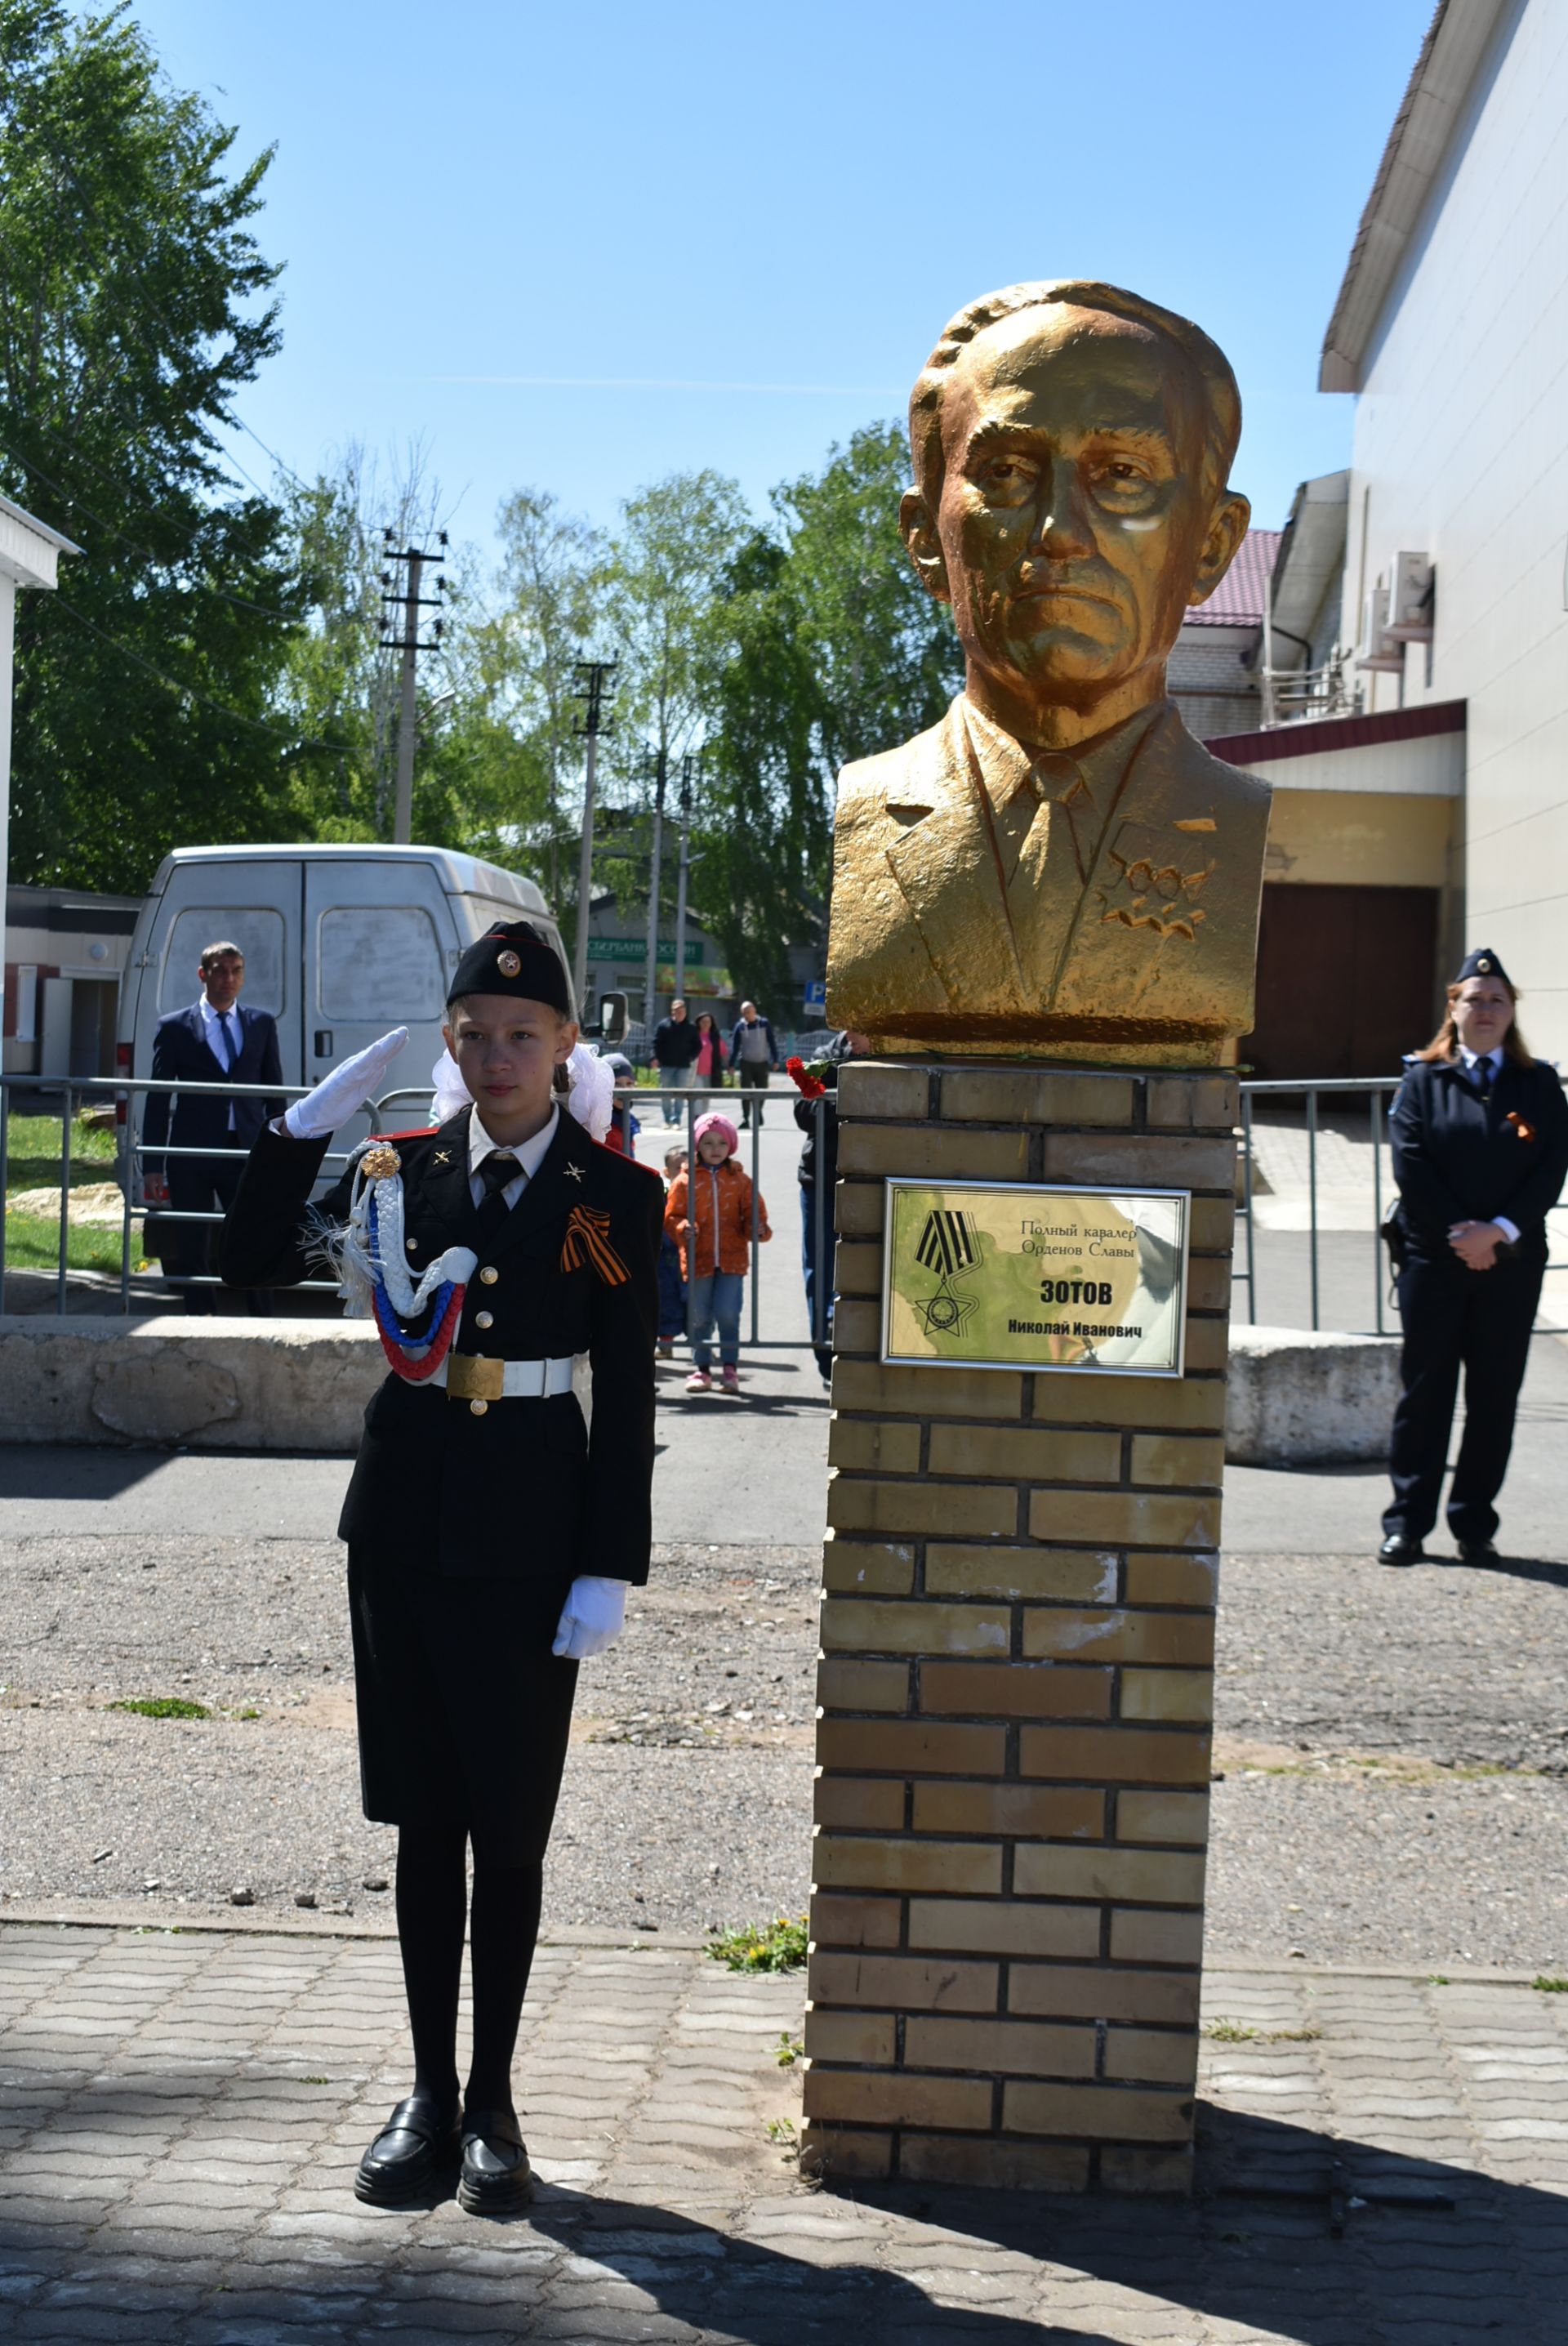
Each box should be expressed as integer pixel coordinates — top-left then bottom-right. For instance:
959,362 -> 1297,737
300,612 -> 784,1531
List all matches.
497,948 -> 522,977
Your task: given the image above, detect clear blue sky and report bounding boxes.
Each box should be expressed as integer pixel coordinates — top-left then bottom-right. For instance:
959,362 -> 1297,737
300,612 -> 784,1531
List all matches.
122,0 -> 1432,557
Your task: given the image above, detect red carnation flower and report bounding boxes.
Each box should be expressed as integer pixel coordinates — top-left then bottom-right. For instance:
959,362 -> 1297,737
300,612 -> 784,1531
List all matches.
786,1055 -> 827,1099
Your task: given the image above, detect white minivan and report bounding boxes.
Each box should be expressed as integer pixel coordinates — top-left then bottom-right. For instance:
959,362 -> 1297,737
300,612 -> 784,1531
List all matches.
117,844 -> 572,1193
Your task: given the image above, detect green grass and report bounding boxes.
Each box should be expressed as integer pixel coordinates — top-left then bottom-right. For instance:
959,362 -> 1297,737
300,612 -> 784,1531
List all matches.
5,1111 -> 118,1188
1532,1975 -> 1568,1993
3,1113 -> 142,1277
706,1916 -> 809,1974
108,1696 -> 211,1721
3,1212 -> 143,1277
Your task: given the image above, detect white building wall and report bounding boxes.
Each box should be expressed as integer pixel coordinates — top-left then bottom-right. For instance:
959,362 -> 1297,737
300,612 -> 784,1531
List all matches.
1340,0 -> 1568,1054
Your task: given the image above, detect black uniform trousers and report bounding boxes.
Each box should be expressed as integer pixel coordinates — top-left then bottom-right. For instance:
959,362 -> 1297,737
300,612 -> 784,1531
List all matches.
1383,1240 -> 1544,1545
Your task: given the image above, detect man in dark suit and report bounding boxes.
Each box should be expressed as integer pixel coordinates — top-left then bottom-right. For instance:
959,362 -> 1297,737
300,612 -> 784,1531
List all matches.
144,939 -> 283,1311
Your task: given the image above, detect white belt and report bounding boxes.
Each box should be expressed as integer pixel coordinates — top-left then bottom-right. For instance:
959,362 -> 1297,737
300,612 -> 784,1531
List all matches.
427,1352 -> 576,1401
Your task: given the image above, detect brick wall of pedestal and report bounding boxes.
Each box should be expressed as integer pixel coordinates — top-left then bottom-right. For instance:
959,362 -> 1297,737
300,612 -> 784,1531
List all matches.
801,1060 -> 1237,2196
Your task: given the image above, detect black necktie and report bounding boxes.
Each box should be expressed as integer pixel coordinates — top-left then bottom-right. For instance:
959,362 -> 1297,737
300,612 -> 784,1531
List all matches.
474,1151 -> 521,1245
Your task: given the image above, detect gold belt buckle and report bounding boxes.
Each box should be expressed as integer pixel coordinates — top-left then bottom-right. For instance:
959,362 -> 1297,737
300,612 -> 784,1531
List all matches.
446,1352 -> 505,1403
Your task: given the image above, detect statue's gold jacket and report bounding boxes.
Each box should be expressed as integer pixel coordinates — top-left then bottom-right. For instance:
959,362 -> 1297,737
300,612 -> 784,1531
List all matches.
826,695 -> 1271,1067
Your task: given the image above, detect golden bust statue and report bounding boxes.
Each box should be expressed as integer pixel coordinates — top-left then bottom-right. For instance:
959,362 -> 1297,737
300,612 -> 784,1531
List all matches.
826,280 -> 1272,1066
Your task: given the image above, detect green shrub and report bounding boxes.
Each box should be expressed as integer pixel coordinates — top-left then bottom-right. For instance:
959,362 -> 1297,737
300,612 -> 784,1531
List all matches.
706,1916 -> 808,1973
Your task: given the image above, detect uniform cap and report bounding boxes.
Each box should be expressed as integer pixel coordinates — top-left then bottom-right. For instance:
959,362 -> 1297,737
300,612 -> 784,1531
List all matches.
448,921 -> 572,1014
1454,944 -> 1512,988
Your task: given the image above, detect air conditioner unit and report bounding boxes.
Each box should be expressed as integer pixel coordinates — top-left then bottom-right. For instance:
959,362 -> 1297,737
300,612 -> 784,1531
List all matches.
1384,551 -> 1434,642
1358,580 -> 1403,672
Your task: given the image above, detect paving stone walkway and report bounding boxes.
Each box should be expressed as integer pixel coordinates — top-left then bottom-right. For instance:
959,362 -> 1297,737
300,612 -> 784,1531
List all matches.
0,1921 -> 1565,2342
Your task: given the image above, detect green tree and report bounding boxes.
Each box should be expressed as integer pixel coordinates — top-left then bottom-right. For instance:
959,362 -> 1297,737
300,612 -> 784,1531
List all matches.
584,470 -> 748,967
697,423 -> 960,1006
0,0 -> 306,890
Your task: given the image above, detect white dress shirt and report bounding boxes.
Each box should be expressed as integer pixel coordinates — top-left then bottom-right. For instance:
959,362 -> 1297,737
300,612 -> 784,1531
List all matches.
467,1101 -> 559,1211
199,994 -> 243,1131
1455,1046 -> 1518,1243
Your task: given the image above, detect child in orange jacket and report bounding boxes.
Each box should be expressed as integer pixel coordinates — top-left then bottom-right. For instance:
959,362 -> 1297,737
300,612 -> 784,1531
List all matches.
663,1111 -> 770,1392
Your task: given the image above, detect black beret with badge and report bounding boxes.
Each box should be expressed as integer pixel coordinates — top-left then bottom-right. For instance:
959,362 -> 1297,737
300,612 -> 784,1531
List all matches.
448,920 -> 573,1015
1454,945 -> 1512,988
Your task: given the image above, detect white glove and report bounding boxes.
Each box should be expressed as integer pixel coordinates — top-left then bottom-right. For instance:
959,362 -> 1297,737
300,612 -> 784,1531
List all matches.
283,1028 -> 410,1140
551,1576 -> 628,1660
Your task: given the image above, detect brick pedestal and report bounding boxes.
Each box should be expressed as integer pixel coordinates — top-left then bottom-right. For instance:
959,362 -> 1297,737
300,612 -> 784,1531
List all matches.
801,1059 -> 1237,2195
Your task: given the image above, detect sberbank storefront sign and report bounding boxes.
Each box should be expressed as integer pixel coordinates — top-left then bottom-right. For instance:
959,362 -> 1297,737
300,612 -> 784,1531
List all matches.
590,939 -> 704,964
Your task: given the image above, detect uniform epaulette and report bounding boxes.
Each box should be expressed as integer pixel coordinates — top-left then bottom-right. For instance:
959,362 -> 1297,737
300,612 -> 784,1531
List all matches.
592,1136 -> 662,1179
369,1126 -> 441,1141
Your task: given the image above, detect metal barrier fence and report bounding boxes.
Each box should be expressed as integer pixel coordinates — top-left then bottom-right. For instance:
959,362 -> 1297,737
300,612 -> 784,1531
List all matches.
1234,1076 -> 1396,1334
1235,1073 -> 1566,1334
0,1072 -> 831,1344
19,1065 -> 1552,1344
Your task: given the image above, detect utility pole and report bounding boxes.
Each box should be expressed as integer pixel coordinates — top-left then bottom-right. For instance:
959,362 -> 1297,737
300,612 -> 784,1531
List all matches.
381,532 -> 448,843
674,751 -> 697,992
570,658 -> 617,1014
641,748 -> 666,1030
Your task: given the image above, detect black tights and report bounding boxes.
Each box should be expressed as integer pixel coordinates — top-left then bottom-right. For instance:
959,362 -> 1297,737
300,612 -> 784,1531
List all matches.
394,1818 -> 544,2118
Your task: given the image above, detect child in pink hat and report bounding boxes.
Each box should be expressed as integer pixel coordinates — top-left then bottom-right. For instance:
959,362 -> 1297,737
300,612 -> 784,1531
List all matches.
663,1112 -> 770,1391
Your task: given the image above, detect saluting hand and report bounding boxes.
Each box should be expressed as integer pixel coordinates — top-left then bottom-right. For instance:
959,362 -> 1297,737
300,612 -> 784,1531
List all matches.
1448,1220 -> 1505,1270
283,1028 -> 411,1140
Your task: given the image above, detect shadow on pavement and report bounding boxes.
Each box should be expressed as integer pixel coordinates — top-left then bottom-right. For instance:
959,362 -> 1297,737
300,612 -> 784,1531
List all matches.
0,1445 -> 176,1500
519,2095 -> 1566,2339
0,2090 -> 1561,2339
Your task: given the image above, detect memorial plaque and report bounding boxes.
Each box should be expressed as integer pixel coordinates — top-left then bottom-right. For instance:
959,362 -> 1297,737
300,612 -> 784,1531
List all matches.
881,1178 -> 1190,1376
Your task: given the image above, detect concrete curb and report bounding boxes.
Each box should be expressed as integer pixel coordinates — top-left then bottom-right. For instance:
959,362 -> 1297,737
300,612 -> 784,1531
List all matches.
0,1897 -> 708,1949
0,1313 -> 1405,1469
0,1313 -> 381,1450
1225,1322 -> 1400,1466
0,1902 -> 1559,1991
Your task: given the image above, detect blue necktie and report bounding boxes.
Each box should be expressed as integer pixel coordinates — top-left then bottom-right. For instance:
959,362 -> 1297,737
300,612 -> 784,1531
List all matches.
220,1011 -> 238,1070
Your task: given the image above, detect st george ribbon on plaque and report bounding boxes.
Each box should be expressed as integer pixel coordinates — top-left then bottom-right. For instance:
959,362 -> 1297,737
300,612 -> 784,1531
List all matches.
882,1179 -> 1190,1377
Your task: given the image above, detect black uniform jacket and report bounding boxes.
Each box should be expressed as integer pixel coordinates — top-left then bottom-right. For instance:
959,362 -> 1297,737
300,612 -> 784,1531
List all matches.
219,1104 -> 664,1584
1391,1055 -> 1568,1258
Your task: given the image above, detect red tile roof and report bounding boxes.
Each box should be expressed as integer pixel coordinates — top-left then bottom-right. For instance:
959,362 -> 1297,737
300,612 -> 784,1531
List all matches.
1183,528 -> 1282,627
1205,698 -> 1465,764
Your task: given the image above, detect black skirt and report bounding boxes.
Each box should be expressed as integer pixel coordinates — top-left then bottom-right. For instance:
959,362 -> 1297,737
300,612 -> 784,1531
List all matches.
346,1545 -> 580,1864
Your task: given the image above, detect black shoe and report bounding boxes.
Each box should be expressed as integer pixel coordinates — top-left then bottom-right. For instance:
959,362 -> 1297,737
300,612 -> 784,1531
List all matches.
1457,1538 -> 1498,1564
354,2094 -> 461,2205
457,2107 -> 533,2215
1378,1533 -> 1423,1565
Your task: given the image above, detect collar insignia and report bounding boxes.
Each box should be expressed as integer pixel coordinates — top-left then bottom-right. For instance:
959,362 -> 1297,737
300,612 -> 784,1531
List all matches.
434,1148 -> 452,1166
564,1160 -> 586,1183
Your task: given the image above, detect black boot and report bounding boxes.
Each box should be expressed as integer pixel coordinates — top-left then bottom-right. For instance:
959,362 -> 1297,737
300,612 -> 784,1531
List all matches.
354,2094 -> 461,2205
457,2107 -> 534,2214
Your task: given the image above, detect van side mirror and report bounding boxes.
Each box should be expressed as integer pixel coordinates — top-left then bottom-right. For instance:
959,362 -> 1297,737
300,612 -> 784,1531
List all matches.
597,991 -> 629,1046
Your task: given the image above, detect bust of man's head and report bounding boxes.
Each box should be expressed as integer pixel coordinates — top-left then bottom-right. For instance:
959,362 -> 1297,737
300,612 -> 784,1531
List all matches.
902,279 -> 1250,749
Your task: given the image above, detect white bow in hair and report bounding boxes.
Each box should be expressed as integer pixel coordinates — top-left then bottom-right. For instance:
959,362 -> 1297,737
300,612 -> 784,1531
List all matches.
428,1043 -> 615,1144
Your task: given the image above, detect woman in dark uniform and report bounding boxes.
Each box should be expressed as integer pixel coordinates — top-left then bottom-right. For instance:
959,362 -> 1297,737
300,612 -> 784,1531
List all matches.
1379,946 -> 1568,1565
220,921 -> 662,2212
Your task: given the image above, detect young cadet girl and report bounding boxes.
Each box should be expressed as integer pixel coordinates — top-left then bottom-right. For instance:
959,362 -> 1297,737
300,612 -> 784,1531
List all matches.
220,921 -> 662,2214
663,1109 -> 769,1393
